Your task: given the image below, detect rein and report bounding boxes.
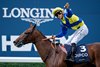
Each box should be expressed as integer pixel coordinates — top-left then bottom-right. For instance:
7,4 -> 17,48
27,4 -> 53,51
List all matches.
34,38 -> 55,49
34,38 -> 55,62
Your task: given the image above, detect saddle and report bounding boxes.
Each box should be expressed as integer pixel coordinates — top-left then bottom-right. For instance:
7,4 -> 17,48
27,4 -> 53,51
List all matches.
58,43 -> 90,63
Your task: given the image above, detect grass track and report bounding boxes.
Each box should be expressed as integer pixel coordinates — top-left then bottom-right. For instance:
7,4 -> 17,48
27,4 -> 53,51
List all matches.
0,63 -> 45,67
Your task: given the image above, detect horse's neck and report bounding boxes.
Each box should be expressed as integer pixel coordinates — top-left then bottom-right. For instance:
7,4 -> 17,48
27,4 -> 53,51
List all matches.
33,30 -> 53,61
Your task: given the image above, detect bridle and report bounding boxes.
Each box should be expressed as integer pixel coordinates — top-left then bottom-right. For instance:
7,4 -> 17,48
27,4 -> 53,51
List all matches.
15,24 -> 36,47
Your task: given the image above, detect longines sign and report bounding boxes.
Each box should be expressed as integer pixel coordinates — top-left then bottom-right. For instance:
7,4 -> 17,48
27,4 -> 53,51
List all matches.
2,8 -> 54,26
3,8 -> 54,18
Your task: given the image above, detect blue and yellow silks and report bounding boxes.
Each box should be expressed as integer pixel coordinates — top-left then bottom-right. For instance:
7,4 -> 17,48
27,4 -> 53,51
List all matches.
56,9 -> 84,38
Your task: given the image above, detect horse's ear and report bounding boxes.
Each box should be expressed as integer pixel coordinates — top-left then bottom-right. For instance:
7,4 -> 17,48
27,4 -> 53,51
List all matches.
33,24 -> 36,29
30,22 -> 33,27
30,24 -> 36,33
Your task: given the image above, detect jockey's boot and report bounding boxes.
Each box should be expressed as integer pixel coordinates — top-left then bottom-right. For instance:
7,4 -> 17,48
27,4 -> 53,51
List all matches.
68,43 -> 76,62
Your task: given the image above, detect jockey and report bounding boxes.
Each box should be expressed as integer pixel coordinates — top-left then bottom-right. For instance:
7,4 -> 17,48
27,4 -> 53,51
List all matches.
50,3 -> 89,62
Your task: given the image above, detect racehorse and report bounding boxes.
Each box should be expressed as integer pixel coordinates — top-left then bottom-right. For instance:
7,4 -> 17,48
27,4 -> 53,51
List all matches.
13,23 -> 100,67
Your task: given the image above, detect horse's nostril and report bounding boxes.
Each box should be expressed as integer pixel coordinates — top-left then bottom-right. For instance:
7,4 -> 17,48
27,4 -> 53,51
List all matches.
13,41 -> 16,44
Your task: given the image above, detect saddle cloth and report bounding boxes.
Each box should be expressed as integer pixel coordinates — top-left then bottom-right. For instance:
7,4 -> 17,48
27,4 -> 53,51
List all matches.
64,44 -> 90,63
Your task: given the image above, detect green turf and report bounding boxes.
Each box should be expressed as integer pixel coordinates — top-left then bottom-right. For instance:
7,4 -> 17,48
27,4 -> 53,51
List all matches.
0,63 -> 45,67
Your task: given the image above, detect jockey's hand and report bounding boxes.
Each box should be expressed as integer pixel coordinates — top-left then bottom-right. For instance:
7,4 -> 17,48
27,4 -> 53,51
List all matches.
50,35 -> 56,39
64,3 -> 69,8
42,35 -> 56,41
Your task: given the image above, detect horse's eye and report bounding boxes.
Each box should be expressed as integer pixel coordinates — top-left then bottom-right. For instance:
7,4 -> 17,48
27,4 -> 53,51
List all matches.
25,32 -> 30,34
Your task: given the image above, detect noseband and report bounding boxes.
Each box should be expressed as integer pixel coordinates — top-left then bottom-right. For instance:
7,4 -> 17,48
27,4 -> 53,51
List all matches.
17,24 -> 37,45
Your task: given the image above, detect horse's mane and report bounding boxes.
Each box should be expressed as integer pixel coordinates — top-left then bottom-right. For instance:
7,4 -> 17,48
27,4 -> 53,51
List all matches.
36,29 -> 52,43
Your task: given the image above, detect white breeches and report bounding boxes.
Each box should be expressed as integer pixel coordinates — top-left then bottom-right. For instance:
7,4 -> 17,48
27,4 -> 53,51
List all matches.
65,24 -> 89,45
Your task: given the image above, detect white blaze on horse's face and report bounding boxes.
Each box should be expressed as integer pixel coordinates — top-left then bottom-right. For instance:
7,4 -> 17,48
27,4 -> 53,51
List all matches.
13,25 -> 36,48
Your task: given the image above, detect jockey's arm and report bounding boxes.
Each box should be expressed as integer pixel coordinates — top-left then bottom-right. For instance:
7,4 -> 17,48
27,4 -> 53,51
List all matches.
66,8 -> 73,17
64,3 -> 73,17
55,25 -> 67,38
42,26 -> 67,40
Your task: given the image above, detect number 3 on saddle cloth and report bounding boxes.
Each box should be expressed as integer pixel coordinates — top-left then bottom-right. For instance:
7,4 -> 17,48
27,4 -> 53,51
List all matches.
64,44 -> 90,63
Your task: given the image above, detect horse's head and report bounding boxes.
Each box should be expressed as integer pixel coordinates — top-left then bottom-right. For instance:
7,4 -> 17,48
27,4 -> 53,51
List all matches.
13,23 -> 36,47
